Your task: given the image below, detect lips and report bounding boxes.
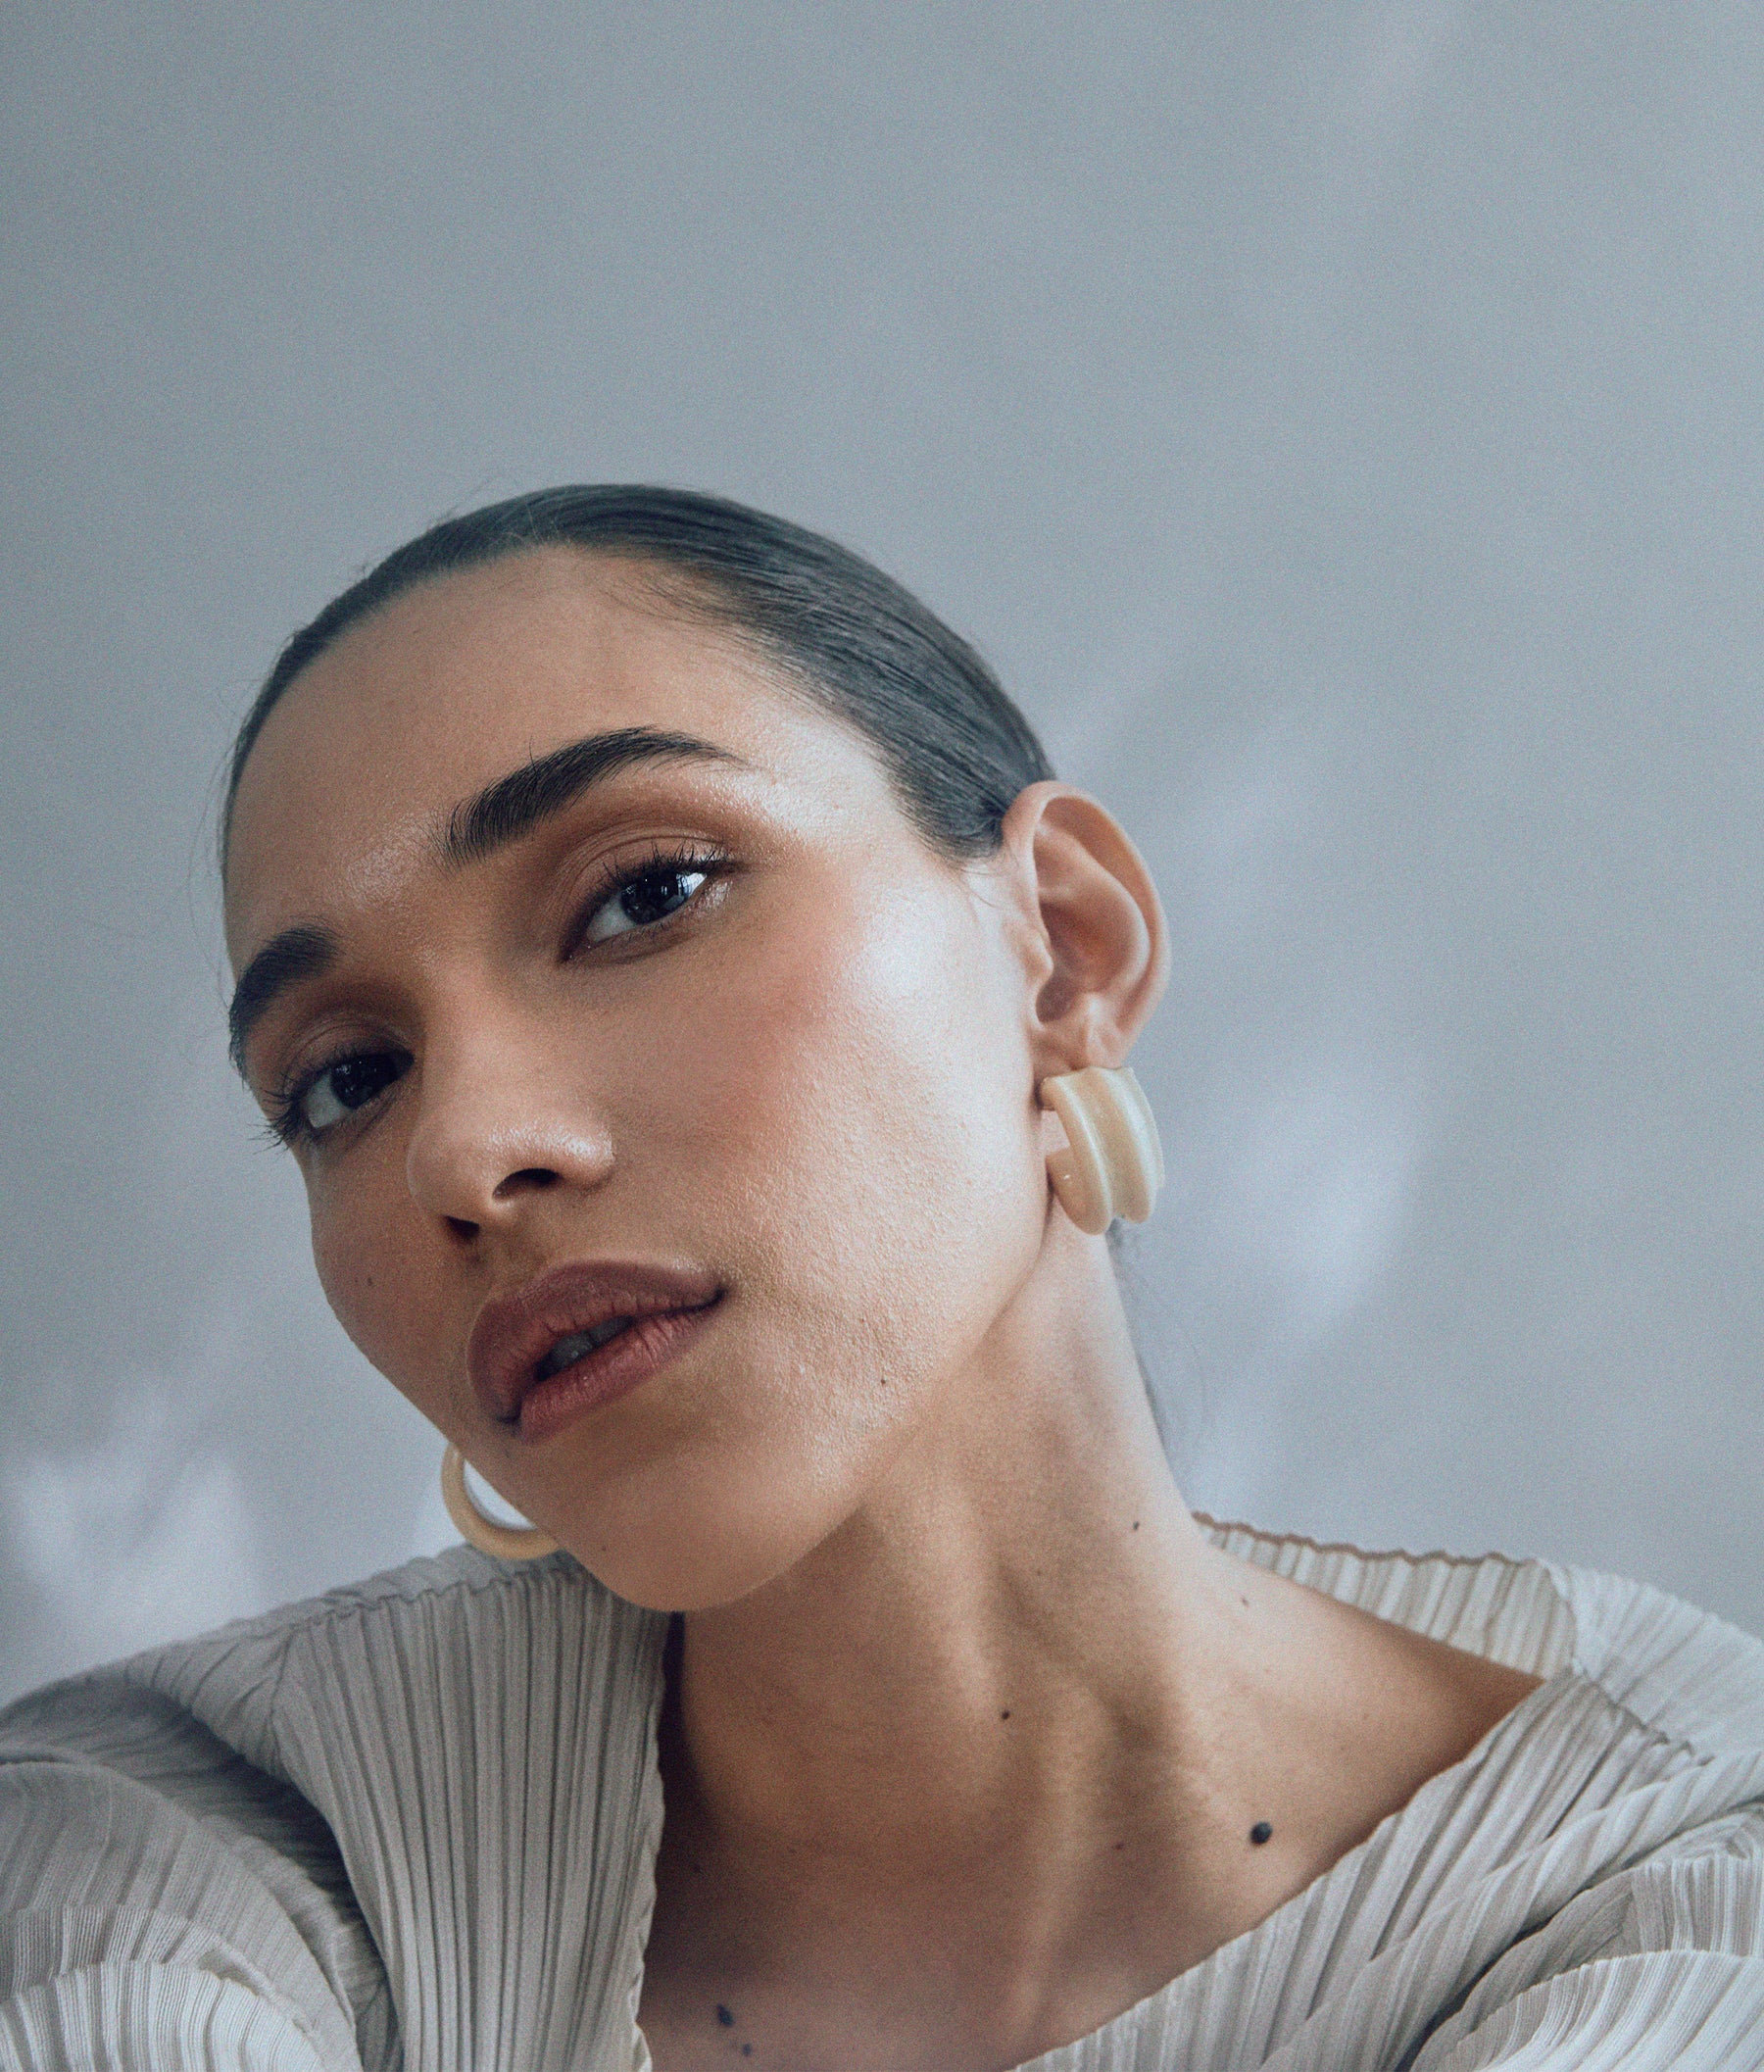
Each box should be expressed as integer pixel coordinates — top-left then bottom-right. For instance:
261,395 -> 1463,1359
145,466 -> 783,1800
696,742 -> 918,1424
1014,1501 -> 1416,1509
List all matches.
467,1258 -> 722,1439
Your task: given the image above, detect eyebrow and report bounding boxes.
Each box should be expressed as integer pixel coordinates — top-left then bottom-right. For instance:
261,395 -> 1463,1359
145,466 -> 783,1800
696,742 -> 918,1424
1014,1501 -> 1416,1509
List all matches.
227,923 -> 338,1075
439,725 -> 746,866
227,725 -> 746,1078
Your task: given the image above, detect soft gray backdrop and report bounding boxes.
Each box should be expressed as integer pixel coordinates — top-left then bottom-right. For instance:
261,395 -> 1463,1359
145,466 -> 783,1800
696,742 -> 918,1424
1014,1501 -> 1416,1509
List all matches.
3,3 -> 1759,1702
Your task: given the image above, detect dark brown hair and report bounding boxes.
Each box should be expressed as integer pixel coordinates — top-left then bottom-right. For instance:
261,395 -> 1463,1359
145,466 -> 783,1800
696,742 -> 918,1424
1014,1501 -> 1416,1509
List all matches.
223,485 -> 1054,867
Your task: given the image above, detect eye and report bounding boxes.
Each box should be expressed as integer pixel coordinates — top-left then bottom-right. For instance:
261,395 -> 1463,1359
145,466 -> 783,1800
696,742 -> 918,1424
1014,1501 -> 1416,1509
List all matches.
575,854 -> 716,948
292,1049 -> 412,1138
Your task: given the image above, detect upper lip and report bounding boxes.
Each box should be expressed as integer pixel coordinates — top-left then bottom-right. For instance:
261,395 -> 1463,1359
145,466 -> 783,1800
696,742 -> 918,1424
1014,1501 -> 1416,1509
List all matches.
467,1258 -> 723,1426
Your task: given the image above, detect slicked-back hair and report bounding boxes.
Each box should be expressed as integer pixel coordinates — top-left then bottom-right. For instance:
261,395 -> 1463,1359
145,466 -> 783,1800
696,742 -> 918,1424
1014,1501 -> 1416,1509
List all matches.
221,485 -> 1054,870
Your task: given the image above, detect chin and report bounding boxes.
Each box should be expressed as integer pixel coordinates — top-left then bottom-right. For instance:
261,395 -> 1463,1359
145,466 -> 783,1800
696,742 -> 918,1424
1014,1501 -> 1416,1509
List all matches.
565,1529 -> 811,1617
552,1463 -> 843,1615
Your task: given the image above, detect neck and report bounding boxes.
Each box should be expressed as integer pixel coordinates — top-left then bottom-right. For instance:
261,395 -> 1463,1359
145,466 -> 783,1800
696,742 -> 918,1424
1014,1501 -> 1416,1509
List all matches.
641,1234 -> 1543,2068
669,1232 -> 1244,1878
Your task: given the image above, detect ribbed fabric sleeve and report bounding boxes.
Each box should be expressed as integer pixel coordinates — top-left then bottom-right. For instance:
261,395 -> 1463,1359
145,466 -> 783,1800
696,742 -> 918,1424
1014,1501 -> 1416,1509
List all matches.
0,1680 -> 383,2069
2,1529 -> 1761,2069
0,1549 -> 666,2071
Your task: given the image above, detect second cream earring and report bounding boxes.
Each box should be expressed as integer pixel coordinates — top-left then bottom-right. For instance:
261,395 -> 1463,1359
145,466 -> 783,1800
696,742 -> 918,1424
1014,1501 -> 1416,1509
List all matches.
441,1443 -> 560,1562
1039,1065 -> 1165,1235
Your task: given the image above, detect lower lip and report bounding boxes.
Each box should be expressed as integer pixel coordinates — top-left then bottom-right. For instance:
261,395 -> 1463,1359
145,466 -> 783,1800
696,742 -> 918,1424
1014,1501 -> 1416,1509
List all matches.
514,1299 -> 721,1444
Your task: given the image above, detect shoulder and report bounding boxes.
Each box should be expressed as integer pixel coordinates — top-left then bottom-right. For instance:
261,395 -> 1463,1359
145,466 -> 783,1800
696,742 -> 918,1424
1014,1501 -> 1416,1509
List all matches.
1402,1567 -> 1764,2071
1549,1561 -> 1764,1758
0,1542 -> 669,1892
0,1549 -> 669,2071
1208,1514 -> 1764,1763
4,1543 -> 664,1781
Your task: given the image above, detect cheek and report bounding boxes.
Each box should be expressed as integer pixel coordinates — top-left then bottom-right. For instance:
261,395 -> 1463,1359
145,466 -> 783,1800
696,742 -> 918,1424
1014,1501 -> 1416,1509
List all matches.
306,1159 -> 458,1424
656,868 -> 1044,1392
569,873 -> 1047,1605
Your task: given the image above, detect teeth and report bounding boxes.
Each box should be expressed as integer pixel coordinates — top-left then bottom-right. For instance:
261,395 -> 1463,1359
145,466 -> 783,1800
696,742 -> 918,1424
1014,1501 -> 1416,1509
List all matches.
535,1317 -> 632,1381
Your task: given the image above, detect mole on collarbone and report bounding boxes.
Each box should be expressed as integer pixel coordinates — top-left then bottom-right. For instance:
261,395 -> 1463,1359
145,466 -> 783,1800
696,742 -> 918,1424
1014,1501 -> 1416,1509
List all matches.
1250,1820 -> 1274,1847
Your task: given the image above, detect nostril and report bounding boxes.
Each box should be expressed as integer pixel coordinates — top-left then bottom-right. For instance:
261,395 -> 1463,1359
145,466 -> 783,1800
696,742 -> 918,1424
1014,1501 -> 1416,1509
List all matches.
445,1215 -> 478,1243
492,1166 -> 560,1202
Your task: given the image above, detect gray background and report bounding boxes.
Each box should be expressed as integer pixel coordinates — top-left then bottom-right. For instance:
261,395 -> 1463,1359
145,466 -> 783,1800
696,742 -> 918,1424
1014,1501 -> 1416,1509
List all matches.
3,3 -> 1759,1702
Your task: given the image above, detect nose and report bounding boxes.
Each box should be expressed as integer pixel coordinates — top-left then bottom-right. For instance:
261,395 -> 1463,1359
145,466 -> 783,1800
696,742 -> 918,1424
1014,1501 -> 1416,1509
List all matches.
404,1035 -> 614,1241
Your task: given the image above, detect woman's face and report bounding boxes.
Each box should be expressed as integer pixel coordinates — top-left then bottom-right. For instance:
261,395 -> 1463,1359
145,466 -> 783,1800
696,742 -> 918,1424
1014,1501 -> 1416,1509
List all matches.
224,550 -> 1055,1609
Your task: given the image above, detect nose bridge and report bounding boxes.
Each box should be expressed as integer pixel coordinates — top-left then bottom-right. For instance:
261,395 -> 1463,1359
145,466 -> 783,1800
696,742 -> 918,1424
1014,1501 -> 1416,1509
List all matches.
405,1004 -> 612,1226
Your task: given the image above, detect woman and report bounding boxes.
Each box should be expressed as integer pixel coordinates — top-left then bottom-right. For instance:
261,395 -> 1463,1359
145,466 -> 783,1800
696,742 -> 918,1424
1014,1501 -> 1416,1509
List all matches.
2,488 -> 1760,2072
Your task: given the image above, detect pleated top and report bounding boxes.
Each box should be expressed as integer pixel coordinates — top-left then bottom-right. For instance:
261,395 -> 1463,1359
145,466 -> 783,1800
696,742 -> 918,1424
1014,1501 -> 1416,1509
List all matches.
2,1520 -> 1762,2070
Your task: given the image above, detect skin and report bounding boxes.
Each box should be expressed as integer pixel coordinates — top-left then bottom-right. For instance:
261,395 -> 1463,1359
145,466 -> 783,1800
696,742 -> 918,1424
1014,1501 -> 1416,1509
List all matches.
224,547 -> 1539,2072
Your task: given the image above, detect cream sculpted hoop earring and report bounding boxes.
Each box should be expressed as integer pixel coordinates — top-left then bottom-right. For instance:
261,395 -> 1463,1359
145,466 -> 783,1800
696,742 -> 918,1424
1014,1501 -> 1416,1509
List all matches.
441,1065 -> 1162,1558
1038,1064 -> 1165,1235
441,1443 -> 560,1562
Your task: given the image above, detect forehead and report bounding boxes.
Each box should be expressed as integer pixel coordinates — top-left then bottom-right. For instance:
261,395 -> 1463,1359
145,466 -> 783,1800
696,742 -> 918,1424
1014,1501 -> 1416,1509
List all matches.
223,549 -> 868,960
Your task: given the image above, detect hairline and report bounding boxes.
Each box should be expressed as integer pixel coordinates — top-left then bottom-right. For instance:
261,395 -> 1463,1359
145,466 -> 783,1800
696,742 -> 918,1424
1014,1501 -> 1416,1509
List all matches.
220,537 -> 990,888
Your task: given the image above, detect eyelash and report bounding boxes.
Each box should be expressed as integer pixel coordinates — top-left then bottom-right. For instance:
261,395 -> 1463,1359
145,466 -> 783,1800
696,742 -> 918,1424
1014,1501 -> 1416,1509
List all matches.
559,838 -> 729,960
266,840 -> 730,1150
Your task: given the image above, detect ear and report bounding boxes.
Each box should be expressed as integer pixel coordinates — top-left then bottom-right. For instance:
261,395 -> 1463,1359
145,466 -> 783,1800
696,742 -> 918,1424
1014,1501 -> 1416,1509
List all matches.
995,781 -> 1169,1074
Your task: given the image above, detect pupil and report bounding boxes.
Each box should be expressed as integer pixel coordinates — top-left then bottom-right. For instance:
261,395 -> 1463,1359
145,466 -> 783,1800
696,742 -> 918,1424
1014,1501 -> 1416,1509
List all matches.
330,1054 -> 401,1110
620,867 -> 692,927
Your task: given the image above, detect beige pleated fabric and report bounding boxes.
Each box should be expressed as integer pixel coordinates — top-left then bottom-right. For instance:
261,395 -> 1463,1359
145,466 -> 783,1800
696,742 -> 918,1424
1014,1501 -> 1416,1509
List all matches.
2,1522 -> 1761,2071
